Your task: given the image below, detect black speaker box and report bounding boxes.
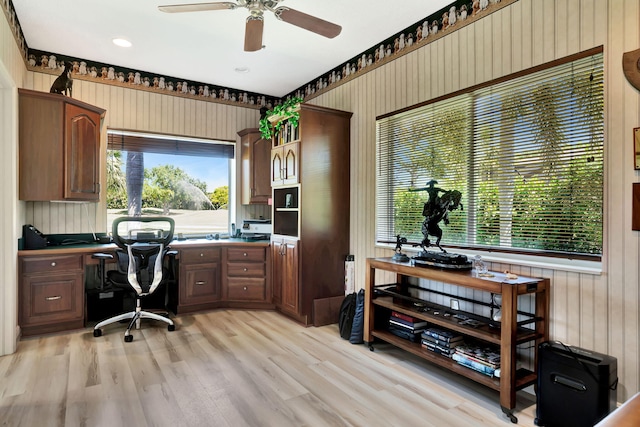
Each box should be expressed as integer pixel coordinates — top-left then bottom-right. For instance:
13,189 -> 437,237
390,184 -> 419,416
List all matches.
535,341 -> 617,427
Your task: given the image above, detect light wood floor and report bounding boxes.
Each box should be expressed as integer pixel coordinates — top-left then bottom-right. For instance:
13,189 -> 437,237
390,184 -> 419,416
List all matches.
0,310 -> 538,426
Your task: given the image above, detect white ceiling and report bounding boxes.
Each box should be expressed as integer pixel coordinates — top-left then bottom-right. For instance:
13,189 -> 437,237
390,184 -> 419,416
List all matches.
12,0 -> 454,97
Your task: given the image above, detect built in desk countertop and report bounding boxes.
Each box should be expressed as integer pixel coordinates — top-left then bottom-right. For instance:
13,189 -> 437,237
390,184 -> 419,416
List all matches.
18,238 -> 270,257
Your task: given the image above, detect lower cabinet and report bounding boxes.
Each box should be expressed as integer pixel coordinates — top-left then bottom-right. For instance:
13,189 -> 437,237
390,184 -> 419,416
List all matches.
178,244 -> 273,312
178,247 -> 221,312
19,254 -> 85,336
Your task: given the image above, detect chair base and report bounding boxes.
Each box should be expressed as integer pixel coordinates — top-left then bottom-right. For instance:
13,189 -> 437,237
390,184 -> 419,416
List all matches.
93,299 -> 175,342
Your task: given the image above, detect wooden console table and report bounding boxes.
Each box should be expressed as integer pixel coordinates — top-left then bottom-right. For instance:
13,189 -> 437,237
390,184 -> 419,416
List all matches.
364,257 -> 550,423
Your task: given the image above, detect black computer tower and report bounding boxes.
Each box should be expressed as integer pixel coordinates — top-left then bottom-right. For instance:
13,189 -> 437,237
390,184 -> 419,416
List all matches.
535,341 -> 617,427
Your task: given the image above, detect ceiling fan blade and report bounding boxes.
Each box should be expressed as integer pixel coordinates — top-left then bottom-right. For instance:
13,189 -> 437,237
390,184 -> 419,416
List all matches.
274,7 -> 341,39
158,2 -> 237,13
244,17 -> 264,52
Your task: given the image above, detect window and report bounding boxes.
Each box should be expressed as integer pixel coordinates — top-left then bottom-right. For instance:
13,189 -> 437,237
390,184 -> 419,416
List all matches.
376,49 -> 604,258
106,130 -> 235,237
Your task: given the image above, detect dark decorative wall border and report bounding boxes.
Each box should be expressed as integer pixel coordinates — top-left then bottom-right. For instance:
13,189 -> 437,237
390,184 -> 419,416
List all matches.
2,0 -> 516,109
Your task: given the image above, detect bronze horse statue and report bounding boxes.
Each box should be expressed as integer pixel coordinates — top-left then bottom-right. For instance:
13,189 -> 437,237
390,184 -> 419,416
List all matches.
411,180 -> 463,252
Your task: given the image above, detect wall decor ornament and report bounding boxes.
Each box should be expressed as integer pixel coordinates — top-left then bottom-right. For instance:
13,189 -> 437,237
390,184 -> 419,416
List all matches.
623,48 -> 640,92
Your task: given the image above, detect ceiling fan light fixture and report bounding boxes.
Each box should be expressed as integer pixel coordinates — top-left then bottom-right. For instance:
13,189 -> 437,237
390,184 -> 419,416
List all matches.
159,0 -> 342,51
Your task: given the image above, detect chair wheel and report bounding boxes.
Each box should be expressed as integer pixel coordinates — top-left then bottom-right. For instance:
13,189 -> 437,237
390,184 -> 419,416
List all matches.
168,324 -> 176,331
124,335 -> 133,342
93,329 -> 102,337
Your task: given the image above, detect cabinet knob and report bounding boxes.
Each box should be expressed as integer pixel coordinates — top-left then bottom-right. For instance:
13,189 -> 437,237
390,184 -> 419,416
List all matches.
195,281 -> 206,285
200,253 -> 204,257
243,252 -> 247,257
45,295 -> 62,301
51,262 -> 56,267
243,286 -> 247,291
243,267 -> 248,272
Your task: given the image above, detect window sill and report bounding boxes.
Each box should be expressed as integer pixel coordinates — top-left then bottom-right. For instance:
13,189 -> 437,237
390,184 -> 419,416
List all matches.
375,243 -> 602,276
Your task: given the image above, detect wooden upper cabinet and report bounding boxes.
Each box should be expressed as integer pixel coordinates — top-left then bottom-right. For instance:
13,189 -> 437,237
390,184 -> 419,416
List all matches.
19,89 -> 105,202
239,128 -> 271,204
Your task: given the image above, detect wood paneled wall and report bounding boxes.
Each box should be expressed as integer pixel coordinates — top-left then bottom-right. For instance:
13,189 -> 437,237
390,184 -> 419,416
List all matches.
2,0 -> 640,403
308,0 -> 640,401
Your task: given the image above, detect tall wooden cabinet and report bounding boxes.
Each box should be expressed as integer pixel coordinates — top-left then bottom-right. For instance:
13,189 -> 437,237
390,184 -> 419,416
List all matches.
239,128 -> 271,204
270,104 -> 352,326
18,89 -> 105,201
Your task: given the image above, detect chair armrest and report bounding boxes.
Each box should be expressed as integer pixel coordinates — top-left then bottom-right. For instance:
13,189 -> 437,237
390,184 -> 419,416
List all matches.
92,252 -> 114,261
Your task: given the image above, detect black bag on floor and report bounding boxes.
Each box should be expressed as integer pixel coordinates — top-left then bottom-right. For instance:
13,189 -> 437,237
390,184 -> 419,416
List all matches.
338,292 -> 356,340
349,289 -> 365,344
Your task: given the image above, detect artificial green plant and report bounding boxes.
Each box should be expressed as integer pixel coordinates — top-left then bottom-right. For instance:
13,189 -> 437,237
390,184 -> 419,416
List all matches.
259,96 -> 303,140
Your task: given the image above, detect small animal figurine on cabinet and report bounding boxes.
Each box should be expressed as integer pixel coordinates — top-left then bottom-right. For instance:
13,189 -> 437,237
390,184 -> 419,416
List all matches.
49,61 -> 73,97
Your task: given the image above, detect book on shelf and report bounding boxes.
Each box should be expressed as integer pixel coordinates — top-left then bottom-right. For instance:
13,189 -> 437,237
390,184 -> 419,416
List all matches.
452,352 -> 497,377
387,325 -> 422,342
391,310 -> 422,324
389,318 -> 428,331
421,340 -> 456,358
455,344 -> 501,368
422,327 -> 463,343
421,332 -> 464,348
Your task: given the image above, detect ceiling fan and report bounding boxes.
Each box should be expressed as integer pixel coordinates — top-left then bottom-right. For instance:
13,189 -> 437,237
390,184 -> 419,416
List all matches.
158,0 -> 342,52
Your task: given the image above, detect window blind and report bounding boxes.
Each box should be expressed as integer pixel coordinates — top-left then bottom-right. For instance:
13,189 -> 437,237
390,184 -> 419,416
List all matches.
376,50 -> 604,257
107,129 -> 235,158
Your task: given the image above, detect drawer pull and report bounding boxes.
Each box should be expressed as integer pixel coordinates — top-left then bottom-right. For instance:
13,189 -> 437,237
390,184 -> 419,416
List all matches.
200,253 -> 204,257
51,262 -> 57,267
243,252 -> 247,257
45,295 -> 62,301
243,267 -> 248,272
243,286 -> 248,291
195,281 -> 206,285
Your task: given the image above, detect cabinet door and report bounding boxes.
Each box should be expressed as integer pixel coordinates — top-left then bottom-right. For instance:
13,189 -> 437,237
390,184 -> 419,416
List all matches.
280,240 -> 299,315
251,137 -> 272,203
180,262 -> 221,305
240,129 -> 271,204
282,142 -> 299,185
65,103 -> 101,200
271,242 -> 283,305
271,147 -> 284,186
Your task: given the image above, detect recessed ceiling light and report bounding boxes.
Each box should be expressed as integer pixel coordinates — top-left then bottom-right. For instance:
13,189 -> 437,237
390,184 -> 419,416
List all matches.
112,38 -> 132,48
235,66 -> 250,73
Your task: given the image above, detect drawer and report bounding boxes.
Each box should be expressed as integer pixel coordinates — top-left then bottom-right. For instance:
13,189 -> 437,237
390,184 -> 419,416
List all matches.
21,254 -> 83,274
20,272 -> 84,327
227,278 -> 266,301
31,281 -> 76,316
227,247 -> 266,263
227,262 -> 265,277
180,247 -> 221,264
